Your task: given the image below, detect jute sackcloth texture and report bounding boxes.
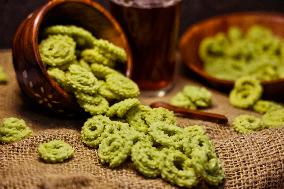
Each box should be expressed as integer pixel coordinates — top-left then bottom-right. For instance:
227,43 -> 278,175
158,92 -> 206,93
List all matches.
0,50 -> 283,189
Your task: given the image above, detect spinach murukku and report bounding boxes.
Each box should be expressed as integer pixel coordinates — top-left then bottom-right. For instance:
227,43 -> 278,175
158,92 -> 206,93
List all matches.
43,25 -> 95,48
232,114 -> 264,134
170,92 -> 197,110
106,73 -> 140,98
98,133 -> 133,168
262,109 -> 284,128
253,100 -> 283,114
106,98 -> 140,118
39,35 -> 76,67
66,64 -> 100,94
229,76 -> 262,109
81,48 -> 115,68
0,117 -> 32,143
182,85 -> 212,108
160,148 -> 199,188
145,107 -> 177,126
81,115 -> 112,148
149,121 -> 183,148
91,63 -> 118,79
77,94 -> 109,115
126,105 -> 152,133
38,140 -> 74,163
131,141 -> 161,178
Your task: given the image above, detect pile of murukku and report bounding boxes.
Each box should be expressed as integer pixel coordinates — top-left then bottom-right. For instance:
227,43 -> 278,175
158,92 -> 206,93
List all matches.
170,85 -> 212,109
39,25 -> 139,116
199,25 -> 284,81
229,77 -> 284,134
81,111 -> 224,188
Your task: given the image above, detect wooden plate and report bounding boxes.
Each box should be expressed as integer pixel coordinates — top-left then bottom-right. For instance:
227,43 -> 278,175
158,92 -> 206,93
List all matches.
179,12 -> 284,100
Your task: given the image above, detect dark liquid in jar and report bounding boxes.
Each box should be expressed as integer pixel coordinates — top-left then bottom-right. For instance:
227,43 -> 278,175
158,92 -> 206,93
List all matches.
110,0 -> 181,90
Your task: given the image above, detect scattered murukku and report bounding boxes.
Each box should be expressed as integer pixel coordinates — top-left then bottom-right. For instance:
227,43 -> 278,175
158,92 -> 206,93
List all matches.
0,66 -> 8,84
98,133 -> 133,168
81,115 -> 112,148
66,64 -> 100,95
131,141 -> 161,178
145,107 -> 177,126
106,73 -> 140,98
182,85 -> 212,108
253,100 -> 283,114
126,105 -> 152,133
77,59 -> 91,71
90,63 -> 118,79
93,39 -> 127,62
170,92 -> 197,109
160,148 -> 198,188
43,25 -> 95,48
106,98 -> 140,118
229,76 -> 262,109
77,94 -> 109,115
98,81 -> 121,100
37,140 -> 74,163
0,117 -> 32,143
149,121 -> 183,148
262,109 -> 284,128
232,114 -> 264,134
81,48 -> 115,68
39,35 -> 76,67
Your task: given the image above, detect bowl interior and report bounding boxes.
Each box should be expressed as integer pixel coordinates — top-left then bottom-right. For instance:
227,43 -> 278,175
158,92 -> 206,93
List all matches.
37,0 -> 132,76
179,12 -> 284,97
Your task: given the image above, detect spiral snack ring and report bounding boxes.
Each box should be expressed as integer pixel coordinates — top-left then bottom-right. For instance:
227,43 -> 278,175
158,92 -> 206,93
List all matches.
126,105 -> 152,133
170,92 -> 197,110
229,77 -> 262,108
98,81 -> 121,100
39,35 -> 76,67
0,117 -> 32,143
106,98 -> 140,118
232,115 -> 264,134
77,94 -> 109,115
149,121 -> 183,148
90,63 -> 118,79
106,73 -> 140,98
253,100 -> 283,114
38,140 -> 74,163
262,109 -> 284,128
43,25 -> 96,48
93,39 -> 127,62
183,85 -> 212,108
160,148 -> 198,188
98,133 -> 133,168
81,48 -> 115,68
145,107 -> 177,126
131,141 -> 161,178
81,115 -> 112,148
66,64 -> 101,95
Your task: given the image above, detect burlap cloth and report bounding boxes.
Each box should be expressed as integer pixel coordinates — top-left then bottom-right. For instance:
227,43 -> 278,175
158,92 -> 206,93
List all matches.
0,50 -> 283,189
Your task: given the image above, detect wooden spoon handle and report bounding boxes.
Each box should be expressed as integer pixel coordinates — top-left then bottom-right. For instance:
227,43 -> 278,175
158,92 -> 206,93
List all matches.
150,101 -> 228,124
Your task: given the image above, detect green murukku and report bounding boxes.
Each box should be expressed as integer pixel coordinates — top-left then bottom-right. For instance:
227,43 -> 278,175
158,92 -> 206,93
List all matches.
98,133 -> 133,168
77,59 -> 91,71
47,68 -> 70,90
182,134 -> 212,158
81,48 -> 115,68
106,73 -> 140,98
39,35 -> 76,67
126,105 -> 152,133
131,141 -> 161,178
91,63 -> 118,79
0,66 -> 8,84
98,81 -> 121,100
81,115 -> 112,148
160,148 -> 199,188
149,121 -> 183,148
253,100 -> 283,114
0,117 -> 32,143
106,98 -> 140,118
262,109 -> 284,128
191,148 -> 224,186
229,76 -> 262,109
77,94 -> 109,115
43,25 -> 95,48
232,114 -> 264,134
66,64 -> 100,94
37,140 -> 74,163
228,27 -> 242,42
170,92 -> 197,109
145,107 -> 177,126
182,85 -> 212,108
93,39 -> 127,62
184,125 -> 206,137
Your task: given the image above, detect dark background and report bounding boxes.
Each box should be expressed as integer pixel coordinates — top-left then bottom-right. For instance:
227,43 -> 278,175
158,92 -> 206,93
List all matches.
1,0 -> 284,48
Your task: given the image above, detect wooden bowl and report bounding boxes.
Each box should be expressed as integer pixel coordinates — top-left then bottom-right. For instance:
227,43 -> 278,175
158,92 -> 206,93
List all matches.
12,0 -> 133,115
179,12 -> 284,100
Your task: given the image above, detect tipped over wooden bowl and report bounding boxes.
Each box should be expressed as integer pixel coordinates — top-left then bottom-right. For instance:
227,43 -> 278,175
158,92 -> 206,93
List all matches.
12,0 -> 132,115
179,12 -> 284,100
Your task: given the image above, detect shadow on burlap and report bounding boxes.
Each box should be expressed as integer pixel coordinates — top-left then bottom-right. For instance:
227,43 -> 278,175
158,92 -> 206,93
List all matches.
0,50 -> 284,189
